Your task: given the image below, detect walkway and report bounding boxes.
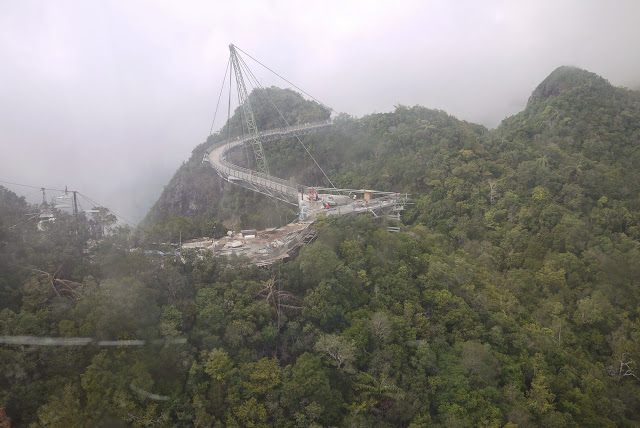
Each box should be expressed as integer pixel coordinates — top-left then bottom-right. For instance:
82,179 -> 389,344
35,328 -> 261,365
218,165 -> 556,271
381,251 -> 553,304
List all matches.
204,120 -> 332,205
203,120 -> 409,221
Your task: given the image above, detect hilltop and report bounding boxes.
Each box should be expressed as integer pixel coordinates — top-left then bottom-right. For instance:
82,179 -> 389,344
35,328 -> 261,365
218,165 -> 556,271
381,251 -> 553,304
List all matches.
141,87 -> 331,238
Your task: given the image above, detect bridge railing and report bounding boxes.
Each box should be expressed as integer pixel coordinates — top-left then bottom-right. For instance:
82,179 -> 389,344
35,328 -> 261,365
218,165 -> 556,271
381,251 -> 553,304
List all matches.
207,119 -> 332,153
205,120 -> 333,197
217,154 -> 297,196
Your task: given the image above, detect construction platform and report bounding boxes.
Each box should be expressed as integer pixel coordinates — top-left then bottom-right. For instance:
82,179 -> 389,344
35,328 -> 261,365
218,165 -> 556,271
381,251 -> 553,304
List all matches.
180,222 -> 316,266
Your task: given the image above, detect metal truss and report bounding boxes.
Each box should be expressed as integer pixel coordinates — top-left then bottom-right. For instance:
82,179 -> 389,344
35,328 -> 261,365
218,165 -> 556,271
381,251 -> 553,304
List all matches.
229,44 -> 269,175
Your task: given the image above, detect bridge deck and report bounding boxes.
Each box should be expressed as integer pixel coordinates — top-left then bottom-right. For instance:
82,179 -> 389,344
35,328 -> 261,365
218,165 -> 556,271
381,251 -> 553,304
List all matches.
204,121 -> 332,205
204,120 -> 409,219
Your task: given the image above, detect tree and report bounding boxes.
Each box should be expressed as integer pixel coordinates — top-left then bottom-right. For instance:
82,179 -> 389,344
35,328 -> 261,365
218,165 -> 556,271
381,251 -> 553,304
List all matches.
527,374 -> 555,416
315,333 -> 357,373
32,384 -> 93,428
73,277 -> 159,339
242,357 -> 281,395
227,397 -> 268,428
369,311 -> 393,343
297,243 -> 341,287
282,352 -> 343,425
460,341 -> 500,386
204,348 -> 235,382
88,206 -> 117,238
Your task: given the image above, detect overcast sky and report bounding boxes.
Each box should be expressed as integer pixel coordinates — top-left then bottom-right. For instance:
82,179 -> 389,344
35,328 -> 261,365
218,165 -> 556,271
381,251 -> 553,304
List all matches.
1,0 -> 639,224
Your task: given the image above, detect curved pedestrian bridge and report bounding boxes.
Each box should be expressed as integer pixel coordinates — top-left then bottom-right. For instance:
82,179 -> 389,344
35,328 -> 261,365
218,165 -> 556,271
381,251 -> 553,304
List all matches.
203,120 -> 408,221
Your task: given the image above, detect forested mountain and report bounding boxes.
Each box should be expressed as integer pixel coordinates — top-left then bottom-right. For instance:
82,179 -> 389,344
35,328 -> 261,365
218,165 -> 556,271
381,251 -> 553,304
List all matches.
2,66 -> 640,427
141,87 -> 331,236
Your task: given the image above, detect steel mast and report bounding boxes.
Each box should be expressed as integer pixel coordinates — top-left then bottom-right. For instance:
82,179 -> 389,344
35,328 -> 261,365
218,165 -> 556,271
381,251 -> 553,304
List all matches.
229,44 -> 269,175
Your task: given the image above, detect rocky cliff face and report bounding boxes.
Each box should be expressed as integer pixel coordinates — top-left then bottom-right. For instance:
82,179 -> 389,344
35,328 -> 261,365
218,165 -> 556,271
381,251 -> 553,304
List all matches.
141,87 -> 331,232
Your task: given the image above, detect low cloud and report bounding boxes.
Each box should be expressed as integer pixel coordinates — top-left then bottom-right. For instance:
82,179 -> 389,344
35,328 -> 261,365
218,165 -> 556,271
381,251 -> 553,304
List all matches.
1,0 -> 638,222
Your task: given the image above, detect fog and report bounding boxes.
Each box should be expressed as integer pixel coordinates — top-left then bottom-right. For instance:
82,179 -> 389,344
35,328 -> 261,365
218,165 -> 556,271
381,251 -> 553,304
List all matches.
1,0 -> 639,224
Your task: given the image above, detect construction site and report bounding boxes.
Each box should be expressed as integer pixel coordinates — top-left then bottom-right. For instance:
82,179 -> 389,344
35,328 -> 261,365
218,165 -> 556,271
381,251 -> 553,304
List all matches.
179,44 -> 410,267
180,222 -> 317,267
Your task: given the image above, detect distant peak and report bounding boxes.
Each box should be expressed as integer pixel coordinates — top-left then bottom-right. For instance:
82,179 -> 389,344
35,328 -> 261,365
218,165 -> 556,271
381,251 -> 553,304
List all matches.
527,66 -> 611,107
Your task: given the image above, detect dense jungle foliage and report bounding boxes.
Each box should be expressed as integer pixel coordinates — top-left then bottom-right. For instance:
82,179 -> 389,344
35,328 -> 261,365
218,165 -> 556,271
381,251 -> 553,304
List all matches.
2,66 -> 640,426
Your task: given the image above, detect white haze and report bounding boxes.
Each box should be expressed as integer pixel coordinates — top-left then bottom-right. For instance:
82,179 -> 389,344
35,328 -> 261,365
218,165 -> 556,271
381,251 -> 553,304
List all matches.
1,0 -> 639,223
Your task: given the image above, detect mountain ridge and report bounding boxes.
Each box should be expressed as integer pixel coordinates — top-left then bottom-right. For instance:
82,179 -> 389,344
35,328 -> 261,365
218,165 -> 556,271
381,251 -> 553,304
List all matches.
143,66 -> 640,241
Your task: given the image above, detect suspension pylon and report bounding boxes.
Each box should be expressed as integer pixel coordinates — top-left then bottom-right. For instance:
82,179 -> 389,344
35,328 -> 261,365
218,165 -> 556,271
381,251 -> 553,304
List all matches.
229,44 -> 269,175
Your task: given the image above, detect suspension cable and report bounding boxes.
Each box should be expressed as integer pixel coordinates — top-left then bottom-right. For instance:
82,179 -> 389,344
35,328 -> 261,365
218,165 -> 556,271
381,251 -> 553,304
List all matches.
0,182 -> 150,233
232,59 -> 253,169
0,180 -> 66,193
0,213 -> 41,232
227,59 -> 233,141
235,45 -> 333,112
209,57 -> 231,136
235,58 -> 284,214
77,193 -> 148,232
236,53 -> 336,188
